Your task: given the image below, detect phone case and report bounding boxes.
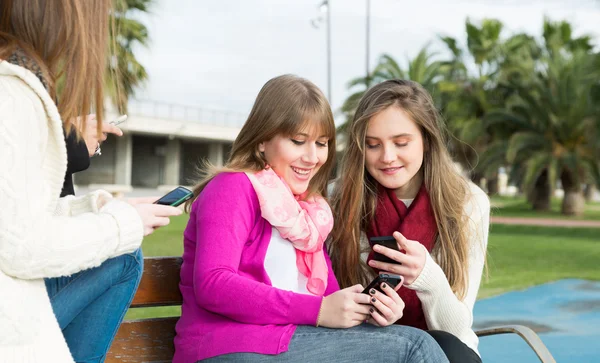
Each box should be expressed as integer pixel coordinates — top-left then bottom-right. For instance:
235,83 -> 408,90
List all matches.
369,236 -> 401,264
362,273 -> 404,294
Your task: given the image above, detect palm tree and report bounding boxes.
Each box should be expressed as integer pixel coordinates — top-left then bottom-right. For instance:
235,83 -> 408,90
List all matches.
339,45 -> 445,130
107,0 -> 152,113
479,18 -> 597,211
483,51 -> 600,215
542,18 -> 593,56
439,19 -> 527,191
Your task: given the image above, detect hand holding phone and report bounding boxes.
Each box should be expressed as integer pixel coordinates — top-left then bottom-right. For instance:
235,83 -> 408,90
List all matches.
154,186 -> 193,207
127,198 -> 183,236
368,232 -> 427,286
317,285 -> 373,329
362,273 -> 404,295
369,236 -> 401,264
363,273 -> 405,327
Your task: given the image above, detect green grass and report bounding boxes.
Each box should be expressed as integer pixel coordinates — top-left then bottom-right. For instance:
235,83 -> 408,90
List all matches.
479,224 -> 600,298
125,214 -> 600,319
490,195 -> 600,221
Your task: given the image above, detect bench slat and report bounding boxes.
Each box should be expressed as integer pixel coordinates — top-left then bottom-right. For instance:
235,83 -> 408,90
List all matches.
106,318 -> 178,363
131,257 -> 183,308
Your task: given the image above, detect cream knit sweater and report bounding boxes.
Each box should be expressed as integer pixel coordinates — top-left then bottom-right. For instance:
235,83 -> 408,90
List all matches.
408,183 -> 489,356
0,60 -> 144,362
358,182 -> 490,356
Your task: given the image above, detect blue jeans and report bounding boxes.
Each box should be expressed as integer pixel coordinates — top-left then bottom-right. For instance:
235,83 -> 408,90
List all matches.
202,324 -> 449,362
45,248 -> 144,363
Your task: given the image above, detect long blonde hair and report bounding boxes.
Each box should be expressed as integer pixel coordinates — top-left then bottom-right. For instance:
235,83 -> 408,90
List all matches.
329,80 -> 472,299
186,74 -> 336,210
0,0 -> 111,135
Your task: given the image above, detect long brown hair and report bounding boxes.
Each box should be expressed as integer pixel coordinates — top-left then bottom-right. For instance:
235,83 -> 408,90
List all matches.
185,74 -> 336,211
0,0 -> 111,135
329,80 -> 475,299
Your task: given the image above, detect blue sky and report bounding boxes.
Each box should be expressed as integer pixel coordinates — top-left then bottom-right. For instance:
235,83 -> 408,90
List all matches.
133,0 -> 600,122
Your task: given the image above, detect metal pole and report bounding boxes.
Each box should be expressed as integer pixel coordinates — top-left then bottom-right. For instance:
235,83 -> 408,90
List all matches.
366,0 -> 371,86
326,0 -> 332,102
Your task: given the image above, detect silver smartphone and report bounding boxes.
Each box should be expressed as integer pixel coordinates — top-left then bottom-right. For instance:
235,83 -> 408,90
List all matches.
110,114 -> 128,126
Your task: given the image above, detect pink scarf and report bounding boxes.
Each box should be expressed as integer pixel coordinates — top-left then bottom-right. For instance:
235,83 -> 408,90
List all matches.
245,167 -> 333,295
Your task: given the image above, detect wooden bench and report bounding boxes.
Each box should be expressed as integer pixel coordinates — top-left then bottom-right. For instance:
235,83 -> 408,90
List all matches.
107,257 -> 556,363
106,257 -> 182,363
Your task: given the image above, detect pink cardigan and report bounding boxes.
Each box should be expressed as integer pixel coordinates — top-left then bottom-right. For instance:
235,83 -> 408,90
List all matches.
174,172 -> 340,362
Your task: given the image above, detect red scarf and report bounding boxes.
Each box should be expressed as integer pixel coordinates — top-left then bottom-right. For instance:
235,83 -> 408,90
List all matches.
367,184 -> 438,330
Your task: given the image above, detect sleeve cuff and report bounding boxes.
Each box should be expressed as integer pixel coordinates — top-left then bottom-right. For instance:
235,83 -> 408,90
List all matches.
100,200 -> 144,256
67,190 -> 113,216
287,294 -> 324,326
406,251 -> 447,294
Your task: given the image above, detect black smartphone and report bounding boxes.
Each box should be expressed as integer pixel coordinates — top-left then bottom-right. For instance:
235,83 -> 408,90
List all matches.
369,236 -> 401,264
154,186 -> 193,207
362,273 -> 404,294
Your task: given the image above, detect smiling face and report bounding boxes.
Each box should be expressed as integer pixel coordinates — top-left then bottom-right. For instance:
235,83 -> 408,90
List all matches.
364,106 -> 425,199
259,124 -> 329,195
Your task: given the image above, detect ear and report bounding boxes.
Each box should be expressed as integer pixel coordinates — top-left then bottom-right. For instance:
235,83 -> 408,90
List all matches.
258,142 -> 266,153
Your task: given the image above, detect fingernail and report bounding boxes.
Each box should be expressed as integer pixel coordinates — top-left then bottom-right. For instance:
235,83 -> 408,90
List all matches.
382,283 -> 387,289
369,289 -> 376,295
371,297 -> 376,303
369,307 -> 374,313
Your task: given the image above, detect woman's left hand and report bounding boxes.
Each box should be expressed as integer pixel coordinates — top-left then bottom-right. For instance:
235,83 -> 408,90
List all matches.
366,281 -> 405,327
368,231 -> 427,285
73,114 -> 123,156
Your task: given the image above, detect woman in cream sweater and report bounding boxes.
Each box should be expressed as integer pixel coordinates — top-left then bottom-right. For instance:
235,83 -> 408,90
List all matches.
329,80 -> 490,363
0,1 -> 181,362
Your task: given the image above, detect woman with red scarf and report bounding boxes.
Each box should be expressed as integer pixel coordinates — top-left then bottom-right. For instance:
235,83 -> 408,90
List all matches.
329,79 -> 490,363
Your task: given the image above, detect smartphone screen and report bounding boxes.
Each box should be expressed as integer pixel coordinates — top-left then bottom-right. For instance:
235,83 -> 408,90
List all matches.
154,186 -> 193,207
369,236 -> 401,264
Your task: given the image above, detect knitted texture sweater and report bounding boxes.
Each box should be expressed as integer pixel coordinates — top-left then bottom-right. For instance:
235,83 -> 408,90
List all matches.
0,60 -> 144,363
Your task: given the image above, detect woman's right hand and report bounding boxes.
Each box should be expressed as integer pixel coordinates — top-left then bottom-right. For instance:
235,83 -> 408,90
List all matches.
128,197 -> 183,236
317,284 -> 372,328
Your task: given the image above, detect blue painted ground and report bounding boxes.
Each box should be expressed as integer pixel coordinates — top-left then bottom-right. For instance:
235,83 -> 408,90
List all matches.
473,279 -> 600,362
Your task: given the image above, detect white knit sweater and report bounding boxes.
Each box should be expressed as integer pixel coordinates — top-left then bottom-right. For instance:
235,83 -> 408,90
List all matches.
359,182 -> 490,356
0,61 -> 144,363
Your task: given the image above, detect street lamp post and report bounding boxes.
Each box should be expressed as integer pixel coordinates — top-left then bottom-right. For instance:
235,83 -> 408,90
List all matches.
312,1 -> 332,102
326,1 -> 332,102
366,0 -> 371,86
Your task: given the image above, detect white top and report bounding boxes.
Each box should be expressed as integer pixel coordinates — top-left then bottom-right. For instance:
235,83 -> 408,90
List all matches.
400,199 -> 414,208
360,182 -> 490,356
264,228 -> 312,295
0,60 -> 144,363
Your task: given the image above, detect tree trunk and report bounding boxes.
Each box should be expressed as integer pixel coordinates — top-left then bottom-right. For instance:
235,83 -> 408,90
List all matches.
584,184 -> 597,202
561,171 -> 585,216
529,170 -> 551,211
487,173 -> 499,196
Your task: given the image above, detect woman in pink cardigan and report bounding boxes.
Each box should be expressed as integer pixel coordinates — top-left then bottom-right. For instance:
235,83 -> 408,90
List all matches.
174,75 -> 448,363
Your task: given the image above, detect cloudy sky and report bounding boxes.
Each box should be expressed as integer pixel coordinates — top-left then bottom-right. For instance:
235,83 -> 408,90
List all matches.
133,0 -> 600,123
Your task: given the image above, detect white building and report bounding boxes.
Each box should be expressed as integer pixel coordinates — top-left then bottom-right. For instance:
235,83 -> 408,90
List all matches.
74,100 -> 246,191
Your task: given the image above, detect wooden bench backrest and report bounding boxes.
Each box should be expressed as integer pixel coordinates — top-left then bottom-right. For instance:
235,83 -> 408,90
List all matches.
106,257 -> 183,363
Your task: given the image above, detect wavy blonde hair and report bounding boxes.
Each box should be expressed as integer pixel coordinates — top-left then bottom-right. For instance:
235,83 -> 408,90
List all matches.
0,0 -> 112,135
186,74 -> 336,210
329,80 -> 472,299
